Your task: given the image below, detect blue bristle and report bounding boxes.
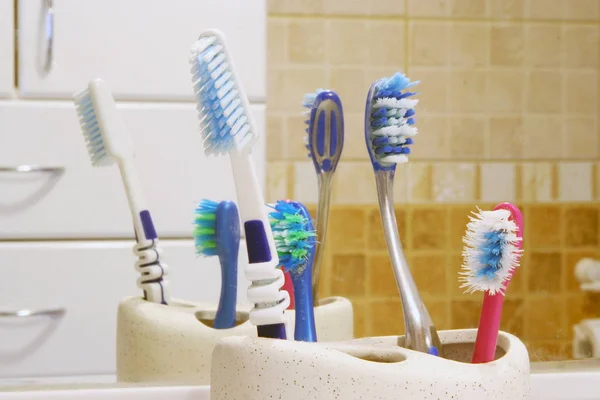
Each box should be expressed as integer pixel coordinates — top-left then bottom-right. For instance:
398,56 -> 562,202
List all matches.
368,72 -> 420,161
268,200 -> 316,273
190,36 -> 254,155
74,89 -> 112,166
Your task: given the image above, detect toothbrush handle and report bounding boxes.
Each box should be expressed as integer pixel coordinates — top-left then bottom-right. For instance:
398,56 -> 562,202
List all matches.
472,202 -> 523,363
292,267 -> 318,342
375,169 -> 442,356
312,172 -> 333,303
214,202 -> 240,329
133,211 -> 170,305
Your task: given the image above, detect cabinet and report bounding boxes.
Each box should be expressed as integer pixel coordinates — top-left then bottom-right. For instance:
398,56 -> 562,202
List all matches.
17,0 -> 266,101
0,240 -> 250,378
0,101 -> 265,239
0,0 -> 266,380
0,0 -> 14,97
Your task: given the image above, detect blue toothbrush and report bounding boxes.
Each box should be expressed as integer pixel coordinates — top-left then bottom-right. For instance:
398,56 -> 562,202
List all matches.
194,199 -> 240,329
189,30 -> 288,339
302,90 -> 344,303
269,200 -> 317,342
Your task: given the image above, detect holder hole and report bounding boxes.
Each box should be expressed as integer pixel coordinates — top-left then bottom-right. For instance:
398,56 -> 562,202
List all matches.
194,310 -> 249,329
345,349 -> 406,364
316,297 -> 336,306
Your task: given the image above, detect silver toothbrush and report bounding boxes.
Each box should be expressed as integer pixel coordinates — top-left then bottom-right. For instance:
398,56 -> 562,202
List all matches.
364,73 -> 442,356
303,90 -> 344,304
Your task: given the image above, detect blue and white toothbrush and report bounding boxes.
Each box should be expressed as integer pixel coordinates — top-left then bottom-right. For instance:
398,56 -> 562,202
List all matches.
194,199 -> 240,329
364,72 -> 441,355
269,200 -> 317,342
73,78 -> 170,305
302,90 -> 344,303
189,29 -> 289,339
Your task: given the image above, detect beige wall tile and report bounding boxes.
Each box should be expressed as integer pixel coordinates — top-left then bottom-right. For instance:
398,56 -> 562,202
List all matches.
565,71 -> 598,115
448,117 -> 486,159
490,0 -> 525,18
489,117 -> 524,159
329,67 -> 367,113
321,0 -> 370,15
526,70 -> 563,113
480,163 -> 516,202
293,161 -> 318,203
432,163 -> 477,202
266,161 -> 290,202
268,0 -> 324,14
450,0 -> 488,17
266,114 -> 286,160
491,24 -> 525,66
523,116 -> 563,159
526,0 -> 565,19
559,162 -> 593,201
408,163 -> 433,202
286,114 -> 309,160
449,23 -> 490,67
326,20 -> 369,65
268,67 -> 328,112
565,118 -> 598,159
449,70 -> 486,112
486,70 -> 524,112
288,19 -> 325,64
564,0 -> 600,20
521,163 -> 553,202
409,68 -> 448,113
368,21 -> 406,68
564,26 -> 600,69
333,162 -> 377,205
368,0 -> 406,15
410,22 -> 449,67
268,19 -> 288,66
412,116 -> 450,159
341,112 -> 369,160
408,0 -> 447,16
525,25 -> 562,67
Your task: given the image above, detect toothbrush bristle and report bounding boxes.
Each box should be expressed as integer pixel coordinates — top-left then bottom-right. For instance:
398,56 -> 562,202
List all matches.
460,208 -> 522,295
73,88 -> 113,167
269,200 -> 316,275
368,72 -> 419,165
189,33 -> 255,155
194,199 -> 219,257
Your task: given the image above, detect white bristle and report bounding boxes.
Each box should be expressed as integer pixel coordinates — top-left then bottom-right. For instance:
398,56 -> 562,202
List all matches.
371,125 -> 418,137
73,88 -> 114,167
372,98 -> 418,109
459,208 -> 522,295
189,32 -> 257,155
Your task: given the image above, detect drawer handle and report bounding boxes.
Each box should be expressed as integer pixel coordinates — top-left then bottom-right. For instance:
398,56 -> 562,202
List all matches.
44,0 -> 55,73
0,306 -> 66,318
0,165 -> 64,174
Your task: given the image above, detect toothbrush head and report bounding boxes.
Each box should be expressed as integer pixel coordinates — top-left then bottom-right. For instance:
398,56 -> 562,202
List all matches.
268,200 -> 316,277
304,90 -> 345,173
194,199 -> 240,258
301,88 -> 324,152
189,29 -> 257,156
73,78 -> 133,166
364,72 -> 419,171
460,207 -> 523,295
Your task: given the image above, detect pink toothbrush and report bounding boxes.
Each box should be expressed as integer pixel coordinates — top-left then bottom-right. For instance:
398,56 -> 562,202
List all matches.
460,202 -> 523,364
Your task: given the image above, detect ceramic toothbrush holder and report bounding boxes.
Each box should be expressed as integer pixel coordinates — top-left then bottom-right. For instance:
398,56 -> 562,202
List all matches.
116,295 -> 354,384
211,329 -> 531,399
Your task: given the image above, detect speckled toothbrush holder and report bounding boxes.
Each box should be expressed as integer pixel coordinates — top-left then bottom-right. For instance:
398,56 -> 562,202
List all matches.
210,328 -> 531,400
116,295 -> 354,384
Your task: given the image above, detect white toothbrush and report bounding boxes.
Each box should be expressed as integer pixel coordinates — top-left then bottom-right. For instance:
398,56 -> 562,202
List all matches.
73,78 -> 170,305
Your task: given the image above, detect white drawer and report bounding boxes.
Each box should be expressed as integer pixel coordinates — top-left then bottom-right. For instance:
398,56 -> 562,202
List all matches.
0,0 -> 13,97
0,239 -> 250,378
17,0 -> 265,101
0,101 -> 265,239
